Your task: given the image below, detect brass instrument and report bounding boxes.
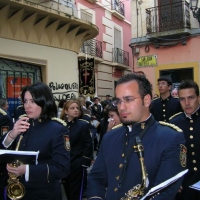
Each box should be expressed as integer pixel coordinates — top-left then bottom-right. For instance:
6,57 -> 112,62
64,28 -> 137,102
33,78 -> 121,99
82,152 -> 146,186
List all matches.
7,134 -> 25,200
120,136 -> 148,200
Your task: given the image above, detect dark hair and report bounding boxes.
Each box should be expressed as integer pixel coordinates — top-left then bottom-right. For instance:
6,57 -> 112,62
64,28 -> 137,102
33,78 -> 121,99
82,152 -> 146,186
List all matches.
106,104 -> 119,116
178,80 -> 199,96
117,73 -> 152,99
58,99 -> 66,109
157,76 -> 172,86
21,82 -> 57,119
0,98 -> 7,108
86,101 -> 92,108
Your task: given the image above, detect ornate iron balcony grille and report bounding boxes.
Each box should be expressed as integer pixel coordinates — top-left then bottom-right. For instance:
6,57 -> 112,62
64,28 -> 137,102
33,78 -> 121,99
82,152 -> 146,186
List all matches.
111,0 -> 125,16
113,48 -> 129,66
146,1 -> 190,34
80,39 -> 102,58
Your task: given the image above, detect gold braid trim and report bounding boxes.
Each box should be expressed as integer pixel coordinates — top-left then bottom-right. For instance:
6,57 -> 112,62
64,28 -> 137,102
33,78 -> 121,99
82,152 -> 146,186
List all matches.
159,121 -> 183,132
151,97 -> 159,101
51,117 -> 67,126
169,112 -> 183,121
112,123 -> 123,129
0,108 -> 7,115
19,114 -> 28,118
79,119 -> 89,123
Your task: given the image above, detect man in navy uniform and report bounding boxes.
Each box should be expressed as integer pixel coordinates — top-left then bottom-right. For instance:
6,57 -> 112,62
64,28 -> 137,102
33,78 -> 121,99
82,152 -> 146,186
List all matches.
91,97 -> 103,122
150,75 -> 182,122
0,98 -> 14,200
87,73 -> 186,200
169,80 -> 200,200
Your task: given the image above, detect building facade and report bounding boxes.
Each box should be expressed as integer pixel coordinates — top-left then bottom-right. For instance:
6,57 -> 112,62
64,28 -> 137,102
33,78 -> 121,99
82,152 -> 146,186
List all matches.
130,0 -> 200,95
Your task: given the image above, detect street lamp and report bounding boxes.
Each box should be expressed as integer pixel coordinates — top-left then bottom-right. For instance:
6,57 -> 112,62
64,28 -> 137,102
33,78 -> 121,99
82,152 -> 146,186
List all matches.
190,0 -> 200,23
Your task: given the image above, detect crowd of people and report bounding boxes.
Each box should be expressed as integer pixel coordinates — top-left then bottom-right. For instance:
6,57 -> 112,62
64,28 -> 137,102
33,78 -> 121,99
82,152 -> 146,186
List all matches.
0,73 -> 199,200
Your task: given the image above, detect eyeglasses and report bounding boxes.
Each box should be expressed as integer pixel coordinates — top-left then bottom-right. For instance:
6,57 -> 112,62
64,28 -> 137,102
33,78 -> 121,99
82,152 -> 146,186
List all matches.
112,96 -> 141,106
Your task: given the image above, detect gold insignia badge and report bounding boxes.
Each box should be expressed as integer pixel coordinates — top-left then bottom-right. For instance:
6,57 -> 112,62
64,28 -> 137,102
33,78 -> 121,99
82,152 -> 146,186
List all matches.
1,126 -> 9,137
180,144 -> 187,167
63,135 -> 70,151
141,123 -> 145,129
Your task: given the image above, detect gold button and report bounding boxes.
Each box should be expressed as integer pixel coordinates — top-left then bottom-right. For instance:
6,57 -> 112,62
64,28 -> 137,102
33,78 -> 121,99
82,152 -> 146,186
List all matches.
126,142 -> 128,145
193,160 -> 196,163
116,176 -> 119,180
119,164 -> 123,168
114,188 -> 118,192
192,152 -> 195,155
190,120 -> 193,123
163,115 -> 166,117
191,144 -> 194,147
122,153 -> 124,157
190,135 -> 193,139
194,167 -> 197,171
190,127 -> 193,131
163,104 -> 165,107
163,109 -> 165,112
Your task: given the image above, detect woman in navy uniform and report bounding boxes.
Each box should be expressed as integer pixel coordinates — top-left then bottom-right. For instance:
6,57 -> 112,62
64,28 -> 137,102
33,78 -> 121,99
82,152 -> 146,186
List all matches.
170,80 -> 200,200
87,73 -> 186,200
0,82 -> 70,200
61,99 -> 93,200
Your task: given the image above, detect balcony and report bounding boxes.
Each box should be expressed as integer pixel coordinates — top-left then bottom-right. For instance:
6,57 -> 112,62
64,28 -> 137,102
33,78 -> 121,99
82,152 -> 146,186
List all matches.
146,1 -> 191,39
111,0 -> 125,20
79,39 -> 103,62
112,48 -> 129,67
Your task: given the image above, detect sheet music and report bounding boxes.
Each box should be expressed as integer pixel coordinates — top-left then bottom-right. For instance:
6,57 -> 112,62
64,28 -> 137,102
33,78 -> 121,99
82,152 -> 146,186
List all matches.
140,169 -> 188,200
0,149 -> 39,164
190,181 -> 200,191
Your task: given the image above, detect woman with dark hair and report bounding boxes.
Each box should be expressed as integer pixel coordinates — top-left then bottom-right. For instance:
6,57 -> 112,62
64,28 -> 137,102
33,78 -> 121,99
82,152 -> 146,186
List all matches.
60,99 -> 93,200
0,82 -> 70,200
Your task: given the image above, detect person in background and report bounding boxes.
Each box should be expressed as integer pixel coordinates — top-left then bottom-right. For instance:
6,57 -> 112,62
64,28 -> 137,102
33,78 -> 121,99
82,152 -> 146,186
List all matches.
0,98 -> 14,200
150,75 -> 182,122
57,99 -> 66,118
169,80 -> 200,200
171,88 -> 179,98
91,97 -> 103,122
102,95 -> 112,108
0,82 -> 70,200
87,73 -> 186,200
61,99 -> 93,200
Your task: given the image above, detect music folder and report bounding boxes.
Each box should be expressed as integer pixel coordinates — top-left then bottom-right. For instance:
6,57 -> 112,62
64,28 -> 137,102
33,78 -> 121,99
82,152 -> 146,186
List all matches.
0,150 -> 39,165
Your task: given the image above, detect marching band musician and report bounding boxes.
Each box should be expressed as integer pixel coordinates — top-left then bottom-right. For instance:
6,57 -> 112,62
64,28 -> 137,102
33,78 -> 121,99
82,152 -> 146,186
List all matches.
0,82 -> 70,200
87,73 -> 186,200
61,99 -> 93,200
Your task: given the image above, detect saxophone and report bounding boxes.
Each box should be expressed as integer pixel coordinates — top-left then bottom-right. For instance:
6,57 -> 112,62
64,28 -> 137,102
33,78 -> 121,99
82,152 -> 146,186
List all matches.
7,134 -> 25,200
120,136 -> 148,200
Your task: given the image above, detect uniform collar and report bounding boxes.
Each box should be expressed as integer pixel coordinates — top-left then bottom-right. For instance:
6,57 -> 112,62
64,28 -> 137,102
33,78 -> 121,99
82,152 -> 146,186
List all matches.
184,106 -> 200,119
160,94 -> 172,102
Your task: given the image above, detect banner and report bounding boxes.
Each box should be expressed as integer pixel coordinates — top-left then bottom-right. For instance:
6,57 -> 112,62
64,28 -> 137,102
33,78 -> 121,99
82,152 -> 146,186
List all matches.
78,58 -> 95,96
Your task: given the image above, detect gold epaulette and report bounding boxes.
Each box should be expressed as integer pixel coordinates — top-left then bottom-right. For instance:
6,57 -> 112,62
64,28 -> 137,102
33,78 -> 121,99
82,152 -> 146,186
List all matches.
112,123 -> 123,129
17,105 -> 24,109
159,121 -> 182,132
19,114 -> 28,118
83,114 -> 91,118
0,108 -> 7,115
169,112 -> 183,121
152,97 -> 159,101
51,117 -> 67,126
79,119 -> 89,123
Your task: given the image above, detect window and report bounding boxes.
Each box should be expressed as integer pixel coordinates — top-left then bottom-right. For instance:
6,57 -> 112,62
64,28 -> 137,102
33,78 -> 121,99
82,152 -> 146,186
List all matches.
81,10 -> 93,23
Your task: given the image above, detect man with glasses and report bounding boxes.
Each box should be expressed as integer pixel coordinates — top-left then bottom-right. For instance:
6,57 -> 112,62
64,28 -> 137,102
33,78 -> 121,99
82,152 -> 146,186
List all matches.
87,73 -> 186,200
169,80 -> 200,200
150,75 -> 182,122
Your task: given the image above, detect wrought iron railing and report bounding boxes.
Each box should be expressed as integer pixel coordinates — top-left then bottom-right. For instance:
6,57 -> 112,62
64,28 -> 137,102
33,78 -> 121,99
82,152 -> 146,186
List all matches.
146,1 -> 190,34
111,0 -> 125,16
80,39 -> 102,58
113,48 -> 129,66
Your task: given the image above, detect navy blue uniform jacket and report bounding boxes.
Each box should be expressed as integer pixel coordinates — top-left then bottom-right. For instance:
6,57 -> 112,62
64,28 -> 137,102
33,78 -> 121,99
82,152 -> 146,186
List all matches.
0,118 -> 70,200
170,108 -> 200,199
87,116 -> 185,200
150,95 -> 182,122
